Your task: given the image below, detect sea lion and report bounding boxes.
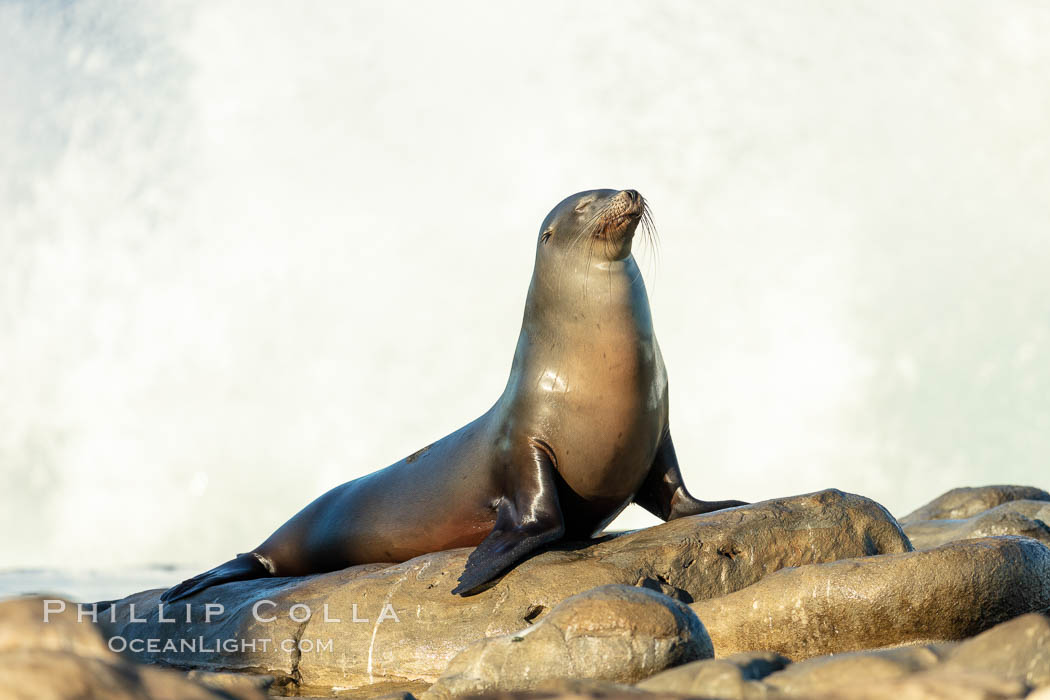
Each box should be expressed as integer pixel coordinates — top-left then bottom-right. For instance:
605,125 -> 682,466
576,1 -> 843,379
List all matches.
161,188 -> 746,601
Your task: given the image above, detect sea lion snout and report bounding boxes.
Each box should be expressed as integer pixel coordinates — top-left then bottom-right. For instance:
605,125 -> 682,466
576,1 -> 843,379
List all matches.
556,189 -> 648,262
602,189 -> 645,226
611,189 -> 645,220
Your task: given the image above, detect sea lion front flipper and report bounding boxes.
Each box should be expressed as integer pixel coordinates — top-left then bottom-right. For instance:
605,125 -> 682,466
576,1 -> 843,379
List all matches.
452,439 -> 565,596
633,428 -> 748,521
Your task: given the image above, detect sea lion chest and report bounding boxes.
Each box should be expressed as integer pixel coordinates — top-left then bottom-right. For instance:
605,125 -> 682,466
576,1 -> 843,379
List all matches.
503,308 -> 668,505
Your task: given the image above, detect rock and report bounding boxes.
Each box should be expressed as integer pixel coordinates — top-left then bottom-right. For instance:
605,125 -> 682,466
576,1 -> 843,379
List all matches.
185,669 -> 275,694
904,500 -> 1050,550
899,485 -> 1050,524
0,596 -> 267,700
98,489 -> 909,687
635,650 -> 789,698
531,679 -> 650,695
419,585 -> 710,700
467,691 -> 695,700
807,668 -> 1029,699
430,667 -> 1032,700
0,593 -> 114,660
759,645 -> 949,695
644,614 -> 1050,699
460,684 -> 657,700
692,536 -> 1050,660
368,692 -> 422,700
939,613 -> 1050,688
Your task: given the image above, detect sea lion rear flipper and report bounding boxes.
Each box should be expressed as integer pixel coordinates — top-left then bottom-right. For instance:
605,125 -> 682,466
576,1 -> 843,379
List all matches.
634,428 -> 748,521
160,552 -> 272,603
452,439 -> 565,596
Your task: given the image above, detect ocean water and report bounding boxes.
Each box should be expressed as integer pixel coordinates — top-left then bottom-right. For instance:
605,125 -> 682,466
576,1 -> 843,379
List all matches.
0,566 -> 199,603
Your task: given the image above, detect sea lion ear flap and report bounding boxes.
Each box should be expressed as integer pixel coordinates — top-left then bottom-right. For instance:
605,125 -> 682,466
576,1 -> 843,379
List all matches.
540,227 -> 553,244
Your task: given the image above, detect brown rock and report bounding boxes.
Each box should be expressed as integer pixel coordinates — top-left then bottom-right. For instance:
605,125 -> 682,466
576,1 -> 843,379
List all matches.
185,669 -> 275,694
98,490 -> 909,688
903,500 -> 1050,550
453,613 -> 1050,700
0,596 -> 267,700
366,692 -> 424,700
635,650 -> 788,698
760,645 -> 949,695
0,594 -> 113,660
638,614 -> 1050,699
808,668 -> 1029,699
440,668 -> 1031,700
899,485 -> 1050,525
692,536 -> 1050,660
466,691 -> 696,700
530,679 -> 650,695
940,613 -> 1050,688
419,585 -> 710,700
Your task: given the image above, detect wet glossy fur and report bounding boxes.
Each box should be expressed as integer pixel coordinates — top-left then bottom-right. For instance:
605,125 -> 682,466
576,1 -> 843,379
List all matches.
162,189 -> 745,602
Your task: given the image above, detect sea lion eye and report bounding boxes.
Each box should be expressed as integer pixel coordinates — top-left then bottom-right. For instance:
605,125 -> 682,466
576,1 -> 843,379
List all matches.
540,229 -> 553,244
574,199 -> 593,214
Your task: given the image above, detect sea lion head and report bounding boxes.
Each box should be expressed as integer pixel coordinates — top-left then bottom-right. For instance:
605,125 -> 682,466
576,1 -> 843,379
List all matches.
536,189 -> 651,263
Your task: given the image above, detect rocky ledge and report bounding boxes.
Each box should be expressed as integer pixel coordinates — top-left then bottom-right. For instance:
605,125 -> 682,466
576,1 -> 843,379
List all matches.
97,489 -> 910,687
0,595 -> 270,700
1,485 -> 1048,699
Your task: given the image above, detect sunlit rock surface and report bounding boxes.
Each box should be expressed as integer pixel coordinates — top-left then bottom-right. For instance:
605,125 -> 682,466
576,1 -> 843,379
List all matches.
10,485 -> 1044,698
898,485 -> 1050,524
903,498 -> 1050,549
97,490 -> 907,687
693,536 -> 1050,660
633,613 -> 1049,699
0,596 -> 267,700
420,585 -> 710,700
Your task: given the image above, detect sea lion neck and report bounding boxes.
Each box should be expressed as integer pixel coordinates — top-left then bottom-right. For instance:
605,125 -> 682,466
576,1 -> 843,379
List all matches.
522,253 -> 649,328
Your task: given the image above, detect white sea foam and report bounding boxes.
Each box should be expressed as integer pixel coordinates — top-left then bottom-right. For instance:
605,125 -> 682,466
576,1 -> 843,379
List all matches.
2,1 -> 1048,571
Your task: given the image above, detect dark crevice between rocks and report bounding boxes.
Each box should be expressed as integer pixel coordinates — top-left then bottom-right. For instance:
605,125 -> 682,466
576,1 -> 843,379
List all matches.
284,616 -> 310,690
740,653 -> 792,680
523,604 -> 547,624
637,573 -> 694,604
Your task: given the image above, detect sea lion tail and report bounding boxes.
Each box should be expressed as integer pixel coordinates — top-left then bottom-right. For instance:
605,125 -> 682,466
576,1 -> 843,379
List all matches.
160,552 -> 273,603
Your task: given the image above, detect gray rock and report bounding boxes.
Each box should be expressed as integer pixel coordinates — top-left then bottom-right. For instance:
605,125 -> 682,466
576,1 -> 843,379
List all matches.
420,585 -> 709,700
0,596 -> 267,700
805,668 -> 1029,699
899,486 -> 1050,524
97,490 -> 909,688
185,669 -> 275,694
903,500 -> 1050,550
464,669 -> 1032,700
465,690 -> 696,700
692,536 -> 1050,660
636,650 -> 789,698
940,613 -> 1050,688
760,645 -> 949,695
530,679 -> 650,695
650,613 -> 1050,699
